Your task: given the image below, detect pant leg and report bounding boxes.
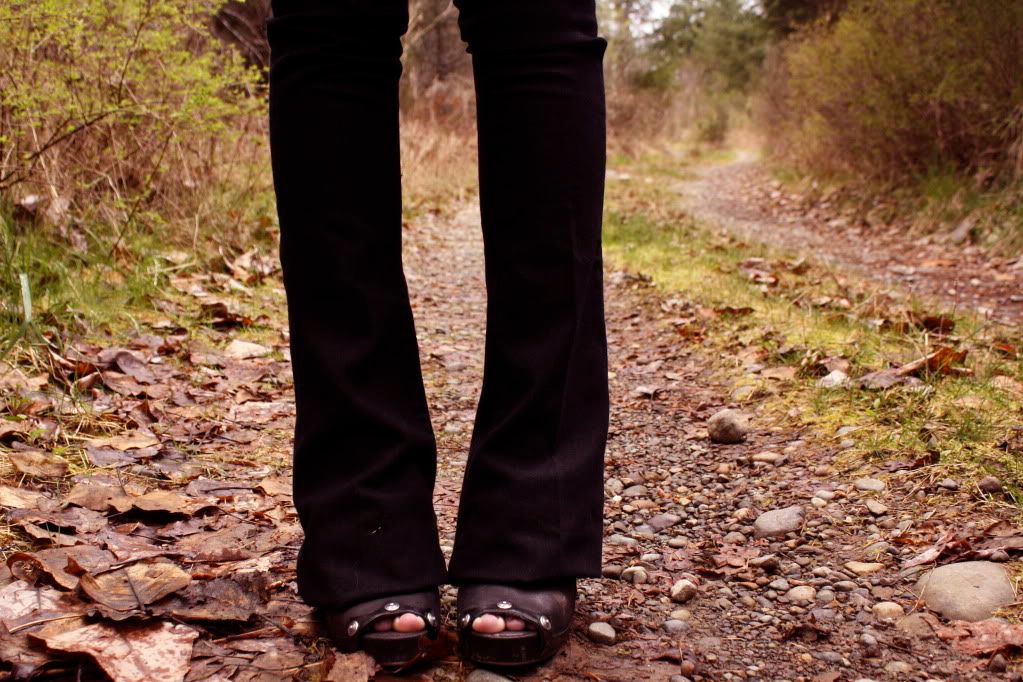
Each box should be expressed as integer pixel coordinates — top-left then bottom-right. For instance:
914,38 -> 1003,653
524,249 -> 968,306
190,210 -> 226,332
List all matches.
447,0 -> 609,584
267,0 -> 447,609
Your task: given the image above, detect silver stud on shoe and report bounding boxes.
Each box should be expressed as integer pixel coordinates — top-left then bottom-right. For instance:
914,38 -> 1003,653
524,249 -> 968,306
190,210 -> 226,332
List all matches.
497,600 -> 512,609
539,615 -> 552,630
347,620 -> 360,637
384,602 -> 400,612
426,611 -> 437,627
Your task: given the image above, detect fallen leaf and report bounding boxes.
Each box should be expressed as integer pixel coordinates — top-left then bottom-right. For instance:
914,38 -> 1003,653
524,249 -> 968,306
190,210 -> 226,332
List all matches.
87,432 -> 160,451
224,339 -> 272,360
931,616 -> 1023,656
322,651 -> 377,682
8,546 -> 116,590
9,450 -> 69,478
111,351 -> 156,384
256,476 -> 291,497
36,620 -> 197,682
64,482 -> 134,513
149,576 -> 264,622
0,485 -> 47,510
79,561 -> 191,615
0,580 -> 63,627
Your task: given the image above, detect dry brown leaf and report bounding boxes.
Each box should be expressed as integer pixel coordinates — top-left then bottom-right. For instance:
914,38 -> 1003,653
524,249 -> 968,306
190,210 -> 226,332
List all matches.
87,432 -> 160,451
111,350 -> 157,384
79,561 -> 191,615
64,482 -> 134,513
8,546 -> 116,590
10,449 -> 69,478
0,362 -> 49,392
0,485 -> 47,510
256,476 -> 291,497
37,620 -> 197,682
149,576 -> 263,622
931,615 -> 1023,656
0,580 -> 63,628
224,339 -> 272,360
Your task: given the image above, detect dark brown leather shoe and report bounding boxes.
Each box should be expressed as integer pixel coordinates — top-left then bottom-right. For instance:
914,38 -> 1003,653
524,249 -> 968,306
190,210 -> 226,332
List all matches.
457,582 -> 575,667
322,590 -> 440,669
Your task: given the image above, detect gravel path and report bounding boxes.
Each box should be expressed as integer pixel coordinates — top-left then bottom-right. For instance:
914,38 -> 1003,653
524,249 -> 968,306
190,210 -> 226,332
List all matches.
405,204 -> 1014,681
673,154 -> 1023,326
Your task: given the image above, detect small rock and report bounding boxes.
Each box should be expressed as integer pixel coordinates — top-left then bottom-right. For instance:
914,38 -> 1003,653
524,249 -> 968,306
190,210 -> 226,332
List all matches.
785,586 -> 816,604
990,653 -> 1008,673
978,476 -> 1003,494
895,613 -> 935,639
622,484 -> 648,498
671,579 -> 698,603
751,451 -> 784,465
607,534 -> 638,546
768,578 -> 790,591
884,661 -> 913,675
648,513 -> 681,532
587,622 -> 617,645
811,497 -> 827,508
813,490 -> 836,501
855,478 -> 885,492
722,531 -> 746,544
601,564 -> 623,579
621,566 -> 649,584
749,554 -> 779,571
753,506 -> 805,538
914,561 -> 1015,621
670,608 -> 692,621
707,409 -> 750,444
468,671 -> 514,682
819,370 -> 849,388
938,478 -> 959,491
845,561 -> 884,576
872,601 -> 904,621
668,537 -> 687,549
663,619 -> 690,635
865,500 -> 888,516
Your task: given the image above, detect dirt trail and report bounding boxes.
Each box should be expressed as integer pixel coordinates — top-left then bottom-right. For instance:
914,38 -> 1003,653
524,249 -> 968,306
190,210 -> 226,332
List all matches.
673,153 -> 1023,326
1,198 -> 1017,681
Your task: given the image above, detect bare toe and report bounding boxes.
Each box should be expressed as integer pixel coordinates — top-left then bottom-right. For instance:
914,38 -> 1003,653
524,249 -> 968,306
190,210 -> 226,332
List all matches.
393,613 -> 426,633
472,614 -> 506,633
505,617 -> 527,632
373,619 -> 393,632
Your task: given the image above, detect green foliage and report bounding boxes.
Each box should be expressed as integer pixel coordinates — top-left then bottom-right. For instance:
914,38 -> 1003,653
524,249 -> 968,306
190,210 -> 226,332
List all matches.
761,0 -> 1023,187
646,0 -> 767,95
0,0 -> 266,239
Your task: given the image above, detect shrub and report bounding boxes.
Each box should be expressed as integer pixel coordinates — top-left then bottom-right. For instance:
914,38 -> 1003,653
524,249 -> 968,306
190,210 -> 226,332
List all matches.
0,0 -> 267,249
761,0 -> 1023,187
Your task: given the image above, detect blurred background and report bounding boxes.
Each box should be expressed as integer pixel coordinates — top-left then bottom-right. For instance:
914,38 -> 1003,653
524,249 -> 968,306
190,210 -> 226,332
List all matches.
0,0 -> 1021,342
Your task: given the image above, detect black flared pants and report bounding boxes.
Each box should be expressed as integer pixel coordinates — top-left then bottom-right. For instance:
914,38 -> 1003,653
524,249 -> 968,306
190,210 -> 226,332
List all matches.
267,0 -> 609,610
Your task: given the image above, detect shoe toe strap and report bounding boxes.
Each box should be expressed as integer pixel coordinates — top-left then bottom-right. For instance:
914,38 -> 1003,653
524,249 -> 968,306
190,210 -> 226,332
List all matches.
331,592 -> 440,644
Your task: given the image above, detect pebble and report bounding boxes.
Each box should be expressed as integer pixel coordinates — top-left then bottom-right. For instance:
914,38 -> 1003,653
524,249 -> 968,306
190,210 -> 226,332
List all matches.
854,478 -> 885,492
621,566 -> 649,584
938,478 -> 959,490
587,622 -> 617,645
872,601 -> 904,621
749,554 -> 779,571
663,619 -> 690,635
845,561 -> 884,576
819,370 -> 849,388
785,586 -> 816,604
865,500 -> 888,516
753,506 -> 805,538
670,608 -> 692,621
816,589 -> 835,603
722,531 -> 746,544
668,537 -> 687,549
813,490 -> 835,501
978,475 -> 1003,494
608,534 -> 638,546
671,579 -> 698,603
914,561 -> 1015,621
895,613 -> 935,639
467,671 -> 513,682
768,578 -> 790,591
622,484 -> 648,498
884,661 -> 912,675
707,409 -> 750,444
648,513 -> 681,532
751,451 -> 784,465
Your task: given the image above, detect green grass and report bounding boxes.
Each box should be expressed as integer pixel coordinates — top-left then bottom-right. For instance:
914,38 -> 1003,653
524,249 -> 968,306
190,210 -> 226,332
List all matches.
603,153 -> 1023,497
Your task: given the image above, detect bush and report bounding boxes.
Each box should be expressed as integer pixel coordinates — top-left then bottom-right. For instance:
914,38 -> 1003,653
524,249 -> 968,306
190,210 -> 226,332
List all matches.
0,0 -> 267,249
760,0 -> 1023,187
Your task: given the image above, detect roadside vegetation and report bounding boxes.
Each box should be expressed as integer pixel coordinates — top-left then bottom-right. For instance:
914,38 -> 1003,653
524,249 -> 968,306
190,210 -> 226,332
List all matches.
603,151 -> 1023,496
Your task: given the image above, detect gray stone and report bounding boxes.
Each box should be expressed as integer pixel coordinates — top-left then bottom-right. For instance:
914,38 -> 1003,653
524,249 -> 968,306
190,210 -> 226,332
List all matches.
915,561 -> 1015,621
751,451 -> 784,465
938,478 -> 960,490
621,566 -> 649,584
872,601 -> 904,621
753,506 -> 804,538
855,478 -> 885,492
622,484 -> 648,498
865,500 -> 888,516
670,579 -> 698,603
884,661 -> 913,675
722,531 -> 746,544
785,586 -> 816,604
819,370 -> 849,388
707,409 -> 750,444
607,534 -> 638,546
468,671 -> 514,682
648,513 -> 682,532
895,612 -> 935,639
663,619 -> 690,635
668,537 -> 687,549
587,622 -> 617,645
